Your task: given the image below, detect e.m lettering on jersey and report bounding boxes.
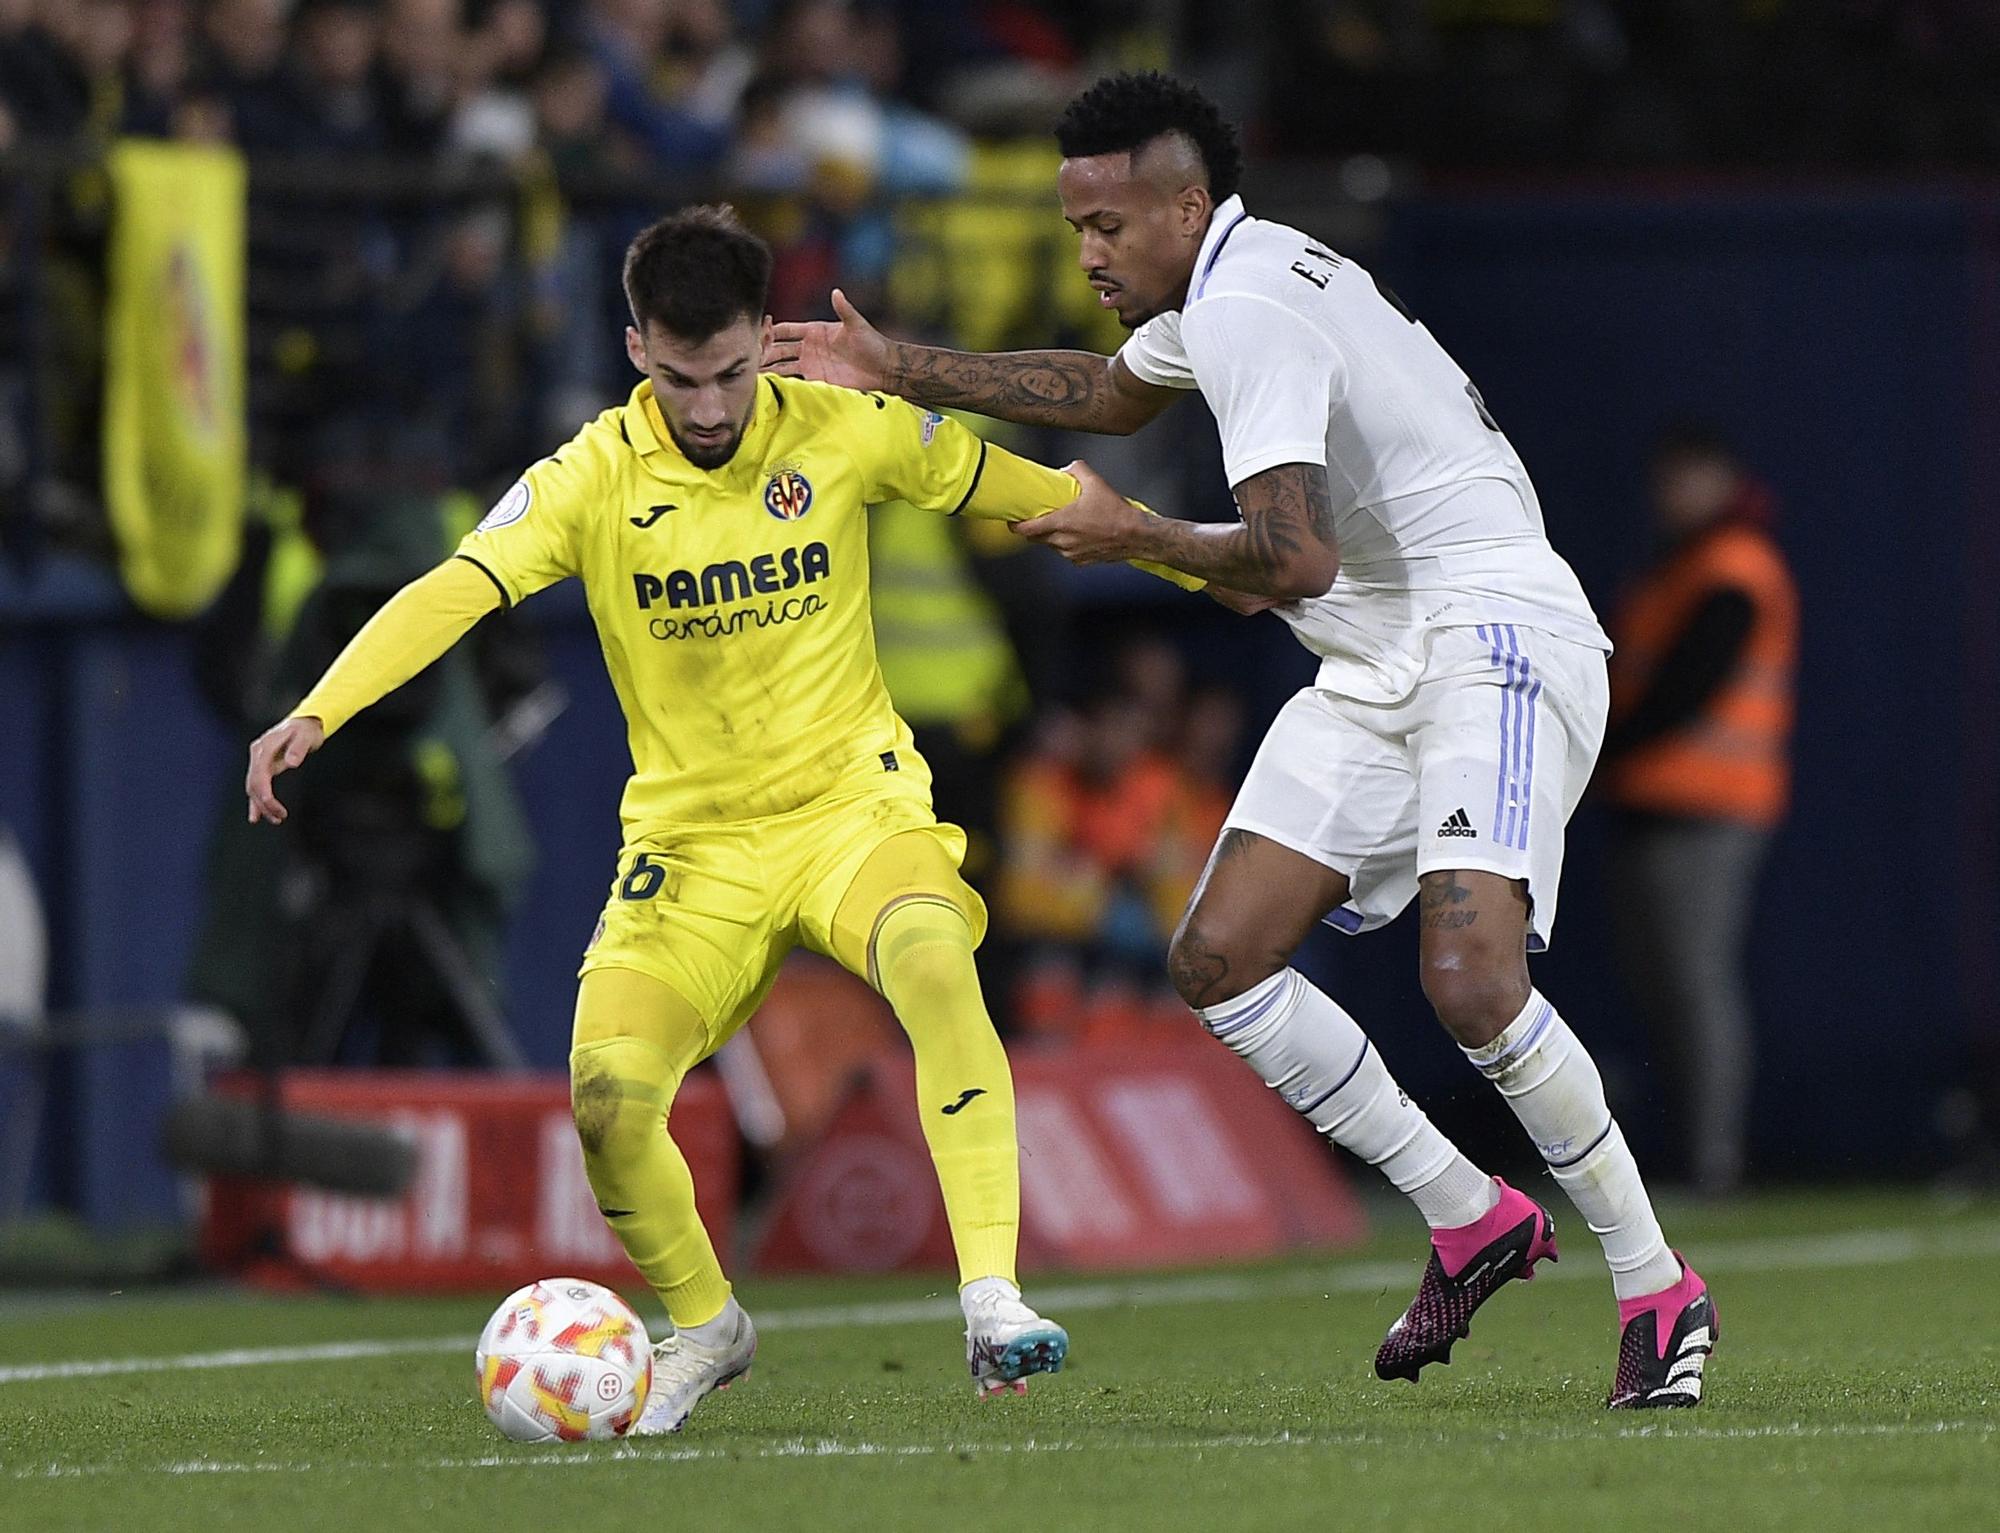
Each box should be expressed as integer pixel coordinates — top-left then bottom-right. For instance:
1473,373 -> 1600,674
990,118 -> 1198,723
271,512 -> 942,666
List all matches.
632,541 -> 833,641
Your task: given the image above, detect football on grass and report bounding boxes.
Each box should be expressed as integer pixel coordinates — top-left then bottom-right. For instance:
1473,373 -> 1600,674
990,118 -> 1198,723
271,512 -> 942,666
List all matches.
475,1278 -> 652,1442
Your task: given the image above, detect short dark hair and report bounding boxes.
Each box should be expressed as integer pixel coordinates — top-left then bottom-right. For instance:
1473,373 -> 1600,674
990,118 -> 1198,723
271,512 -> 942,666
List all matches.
1054,72 -> 1243,204
622,205 -> 773,341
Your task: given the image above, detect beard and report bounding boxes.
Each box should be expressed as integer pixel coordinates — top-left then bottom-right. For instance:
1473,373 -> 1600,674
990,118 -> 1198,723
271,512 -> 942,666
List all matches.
667,421 -> 744,469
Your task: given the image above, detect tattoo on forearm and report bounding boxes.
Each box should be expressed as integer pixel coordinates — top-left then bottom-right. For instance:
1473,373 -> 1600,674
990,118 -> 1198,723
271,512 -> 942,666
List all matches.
885,344 -> 1117,430
1126,463 -> 1340,597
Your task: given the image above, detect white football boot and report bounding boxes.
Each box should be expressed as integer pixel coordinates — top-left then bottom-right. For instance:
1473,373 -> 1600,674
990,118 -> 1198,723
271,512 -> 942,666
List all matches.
961,1278 -> 1068,1398
632,1300 -> 757,1435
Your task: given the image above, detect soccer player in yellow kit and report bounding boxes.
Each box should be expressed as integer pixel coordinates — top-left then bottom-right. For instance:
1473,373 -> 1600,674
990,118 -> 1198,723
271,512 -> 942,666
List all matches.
244,206 -> 1200,1435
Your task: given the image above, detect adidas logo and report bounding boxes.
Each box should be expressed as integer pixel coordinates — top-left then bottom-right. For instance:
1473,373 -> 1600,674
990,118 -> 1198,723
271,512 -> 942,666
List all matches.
1437,807 -> 1477,839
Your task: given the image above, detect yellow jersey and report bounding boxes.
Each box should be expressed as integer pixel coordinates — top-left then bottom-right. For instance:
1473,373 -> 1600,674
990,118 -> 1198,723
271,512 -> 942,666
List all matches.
455,376 -> 1177,831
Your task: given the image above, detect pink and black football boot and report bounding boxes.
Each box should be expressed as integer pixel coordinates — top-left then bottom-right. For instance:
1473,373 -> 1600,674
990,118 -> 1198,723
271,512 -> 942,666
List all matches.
1374,1177 -> 1559,1382
1607,1255 -> 1716,1409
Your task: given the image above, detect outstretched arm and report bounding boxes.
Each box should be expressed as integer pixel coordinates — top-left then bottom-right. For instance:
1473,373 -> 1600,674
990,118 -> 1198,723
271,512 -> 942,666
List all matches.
766,289 -> 1179,435
955,440 -> 1205,592
245,556 -> 501,823
1014,461 -> 1340,602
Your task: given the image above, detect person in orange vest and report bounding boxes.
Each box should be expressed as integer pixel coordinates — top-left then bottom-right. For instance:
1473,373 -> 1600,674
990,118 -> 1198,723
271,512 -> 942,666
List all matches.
1603,424 -> 1799,1195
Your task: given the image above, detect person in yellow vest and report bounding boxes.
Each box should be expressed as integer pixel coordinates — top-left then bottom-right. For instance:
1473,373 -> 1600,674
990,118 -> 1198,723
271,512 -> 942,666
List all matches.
1602,425 -> 1799,1195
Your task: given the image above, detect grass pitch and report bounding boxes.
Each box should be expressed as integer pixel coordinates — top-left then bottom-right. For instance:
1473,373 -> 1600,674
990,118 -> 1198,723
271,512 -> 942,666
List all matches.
4,1190 -> 1996,1533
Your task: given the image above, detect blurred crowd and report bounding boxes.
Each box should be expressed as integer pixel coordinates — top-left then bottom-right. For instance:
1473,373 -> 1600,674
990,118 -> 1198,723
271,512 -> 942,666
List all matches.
0,0 -> 1146,172
1,0 -> 1157,541
5,1 -> 1994,176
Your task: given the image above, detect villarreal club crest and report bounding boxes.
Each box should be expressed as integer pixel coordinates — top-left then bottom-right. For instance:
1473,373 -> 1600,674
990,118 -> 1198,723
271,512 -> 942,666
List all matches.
764,466 -> 814,522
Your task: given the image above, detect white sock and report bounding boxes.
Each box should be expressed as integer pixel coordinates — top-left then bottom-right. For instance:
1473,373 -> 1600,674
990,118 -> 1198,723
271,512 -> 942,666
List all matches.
1466,991 -> 1681,1299
1200,969 -> 1497,1230
681,1295 -> 742,1346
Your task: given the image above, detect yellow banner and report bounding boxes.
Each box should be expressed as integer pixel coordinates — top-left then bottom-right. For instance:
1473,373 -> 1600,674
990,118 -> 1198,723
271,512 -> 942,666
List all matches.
102,140 -> 247,619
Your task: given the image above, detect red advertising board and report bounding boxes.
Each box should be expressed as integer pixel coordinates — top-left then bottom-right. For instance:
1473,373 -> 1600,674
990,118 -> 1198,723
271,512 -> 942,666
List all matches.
200,1070 -> 736,1292
752,1040 -> 1367,1274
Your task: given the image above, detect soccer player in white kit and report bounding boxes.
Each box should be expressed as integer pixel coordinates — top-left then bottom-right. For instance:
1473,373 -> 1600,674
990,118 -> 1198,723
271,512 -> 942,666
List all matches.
769,72 -> 1716,1409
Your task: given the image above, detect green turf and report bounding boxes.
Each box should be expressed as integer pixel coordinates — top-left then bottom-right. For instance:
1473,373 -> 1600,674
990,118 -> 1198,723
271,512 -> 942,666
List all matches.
3,1190 -> 1997,1532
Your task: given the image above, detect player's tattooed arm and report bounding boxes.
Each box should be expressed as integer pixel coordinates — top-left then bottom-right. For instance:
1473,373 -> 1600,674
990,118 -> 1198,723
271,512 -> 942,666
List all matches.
1014,460 -> 1340,601
765,290 -> 1175,434
885,348 -> 1174,435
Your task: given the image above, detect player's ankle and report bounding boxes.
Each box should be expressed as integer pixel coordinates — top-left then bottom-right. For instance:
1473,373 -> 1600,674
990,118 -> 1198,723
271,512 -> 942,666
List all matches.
679,1296 -> 743,1347
960,1276 -> 1020,1309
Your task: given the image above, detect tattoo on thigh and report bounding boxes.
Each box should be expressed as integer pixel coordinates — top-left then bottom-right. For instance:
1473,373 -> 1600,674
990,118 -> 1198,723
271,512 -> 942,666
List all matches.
1419,872 -> 1479,931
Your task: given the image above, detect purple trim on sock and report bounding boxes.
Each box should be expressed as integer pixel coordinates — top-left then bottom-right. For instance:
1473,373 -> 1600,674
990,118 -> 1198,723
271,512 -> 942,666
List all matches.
1202,969 -> 1295,1039
1479,998 -> 1554,1072
1545,1117 -> 1614,1169
1295,1039 -> 1371,1118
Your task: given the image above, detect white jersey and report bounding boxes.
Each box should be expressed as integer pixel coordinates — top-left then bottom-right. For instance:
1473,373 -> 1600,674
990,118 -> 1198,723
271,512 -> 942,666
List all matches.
1117,195 -> 1610,703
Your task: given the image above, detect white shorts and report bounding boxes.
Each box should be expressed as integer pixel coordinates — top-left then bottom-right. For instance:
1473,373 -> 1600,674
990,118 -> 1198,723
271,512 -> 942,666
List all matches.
1223,624 -> 1608,951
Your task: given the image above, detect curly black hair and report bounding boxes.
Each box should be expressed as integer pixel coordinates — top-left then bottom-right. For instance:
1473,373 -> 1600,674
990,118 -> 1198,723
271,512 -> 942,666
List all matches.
623,204 -> 772,340
1054,72 -> 1243,204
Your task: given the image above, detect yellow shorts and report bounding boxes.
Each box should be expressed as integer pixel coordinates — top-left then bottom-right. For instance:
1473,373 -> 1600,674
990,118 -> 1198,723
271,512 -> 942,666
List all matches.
579,757 -> 986,1057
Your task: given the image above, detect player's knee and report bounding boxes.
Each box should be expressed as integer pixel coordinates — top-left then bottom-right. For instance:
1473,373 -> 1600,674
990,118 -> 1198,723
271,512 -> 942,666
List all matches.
1168,914 -> 1283,1011
873,900 -> 979,1011
881,933 -> 975,1007
570,1039 -> 674,1169
1419,957 -> 1530,1048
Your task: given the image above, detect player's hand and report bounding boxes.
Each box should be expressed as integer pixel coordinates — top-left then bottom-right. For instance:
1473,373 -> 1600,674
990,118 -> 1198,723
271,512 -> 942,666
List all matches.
765,289 -> 892,391
1207,585 -> 1286,616
1011,461 -> 1151,565
245,715 -> 325,825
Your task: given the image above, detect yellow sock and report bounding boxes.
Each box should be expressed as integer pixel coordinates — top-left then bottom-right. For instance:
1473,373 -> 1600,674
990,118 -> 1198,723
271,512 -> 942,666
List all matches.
570,966 -> 733,1328
871,899 -> 1020,1287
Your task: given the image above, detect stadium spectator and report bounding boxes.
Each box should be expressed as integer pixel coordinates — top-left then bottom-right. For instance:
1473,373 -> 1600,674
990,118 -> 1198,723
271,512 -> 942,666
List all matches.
997,683 -> 1221,1040
6,0 -> 133,142
529,44 -> 626,175
1602,424 -> 1799,1195
192,0 -> 290,146
658,0 -> 753,139
266,0 -> 384,155
122,0 -> 198,138
378,0 -> 464,157
574,0 -> 730,170
0,1 -> 73,143
450,0 -> 547,158
747,0 -> 966,199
